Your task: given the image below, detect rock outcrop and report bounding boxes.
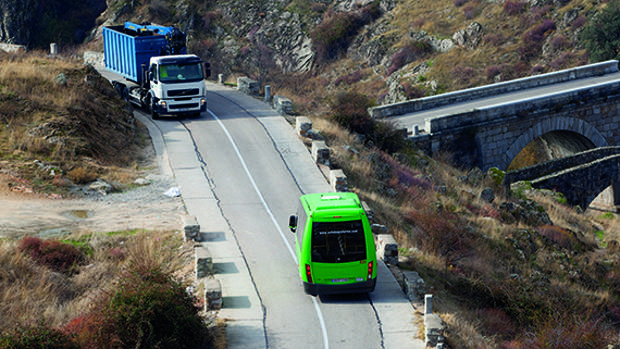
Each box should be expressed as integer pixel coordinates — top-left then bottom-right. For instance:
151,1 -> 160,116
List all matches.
0,0 -> 106,47
0,0 -> 38,45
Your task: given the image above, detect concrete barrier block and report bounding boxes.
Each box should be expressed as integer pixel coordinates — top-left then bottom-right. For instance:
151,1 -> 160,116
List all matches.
361,201 -> 374,222
424,313 -> 445,348
182,215 -> 200,242
237,77 -> 259,95
371,223 -> 387,235
402,271 -> 426,301
296,116 -> 312,137
195,246 -> 213,279
311,141 -> 330,165
205,278 -> 222,311
375,234 -> 398,265
329,169 -> 347,192
273,95 -> 293,115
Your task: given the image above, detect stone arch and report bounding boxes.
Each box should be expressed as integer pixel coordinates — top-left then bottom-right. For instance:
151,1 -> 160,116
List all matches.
503,116 -> 608,170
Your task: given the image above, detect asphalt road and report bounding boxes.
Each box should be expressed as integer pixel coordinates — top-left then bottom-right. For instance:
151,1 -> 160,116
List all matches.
393,71 -> 620,134
139,82 -> 425,349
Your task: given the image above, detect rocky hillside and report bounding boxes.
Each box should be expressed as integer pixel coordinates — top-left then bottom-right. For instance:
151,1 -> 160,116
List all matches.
77,0 -> 600,109
0,0 -> 105,47
1,0 -> 608,108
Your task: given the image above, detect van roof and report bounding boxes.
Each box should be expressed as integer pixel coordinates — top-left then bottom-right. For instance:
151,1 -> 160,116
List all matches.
301,192 -> 362,215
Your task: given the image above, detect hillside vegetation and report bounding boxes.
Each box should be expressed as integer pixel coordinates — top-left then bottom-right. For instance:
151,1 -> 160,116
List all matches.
3,0 -> 620,347
0,53 -> 223,348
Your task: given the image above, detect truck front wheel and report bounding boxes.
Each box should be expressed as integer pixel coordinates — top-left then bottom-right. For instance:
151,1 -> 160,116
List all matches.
146,95 -> 159,120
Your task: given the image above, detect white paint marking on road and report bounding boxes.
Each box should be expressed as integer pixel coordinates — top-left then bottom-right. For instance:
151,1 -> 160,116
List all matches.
207,109 -> 330,349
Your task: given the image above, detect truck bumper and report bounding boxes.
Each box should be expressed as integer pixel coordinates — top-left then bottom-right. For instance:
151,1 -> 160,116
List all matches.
155,97 -> 206,116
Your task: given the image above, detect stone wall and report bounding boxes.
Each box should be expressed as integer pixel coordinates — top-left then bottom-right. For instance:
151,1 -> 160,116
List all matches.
504,146 -> 620,185
530,154 -> 620,209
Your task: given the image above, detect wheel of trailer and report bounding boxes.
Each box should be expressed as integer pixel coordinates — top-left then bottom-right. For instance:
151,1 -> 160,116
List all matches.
146,95 -> 159,120
114,83 -> 123,98
121,86 -> 130,103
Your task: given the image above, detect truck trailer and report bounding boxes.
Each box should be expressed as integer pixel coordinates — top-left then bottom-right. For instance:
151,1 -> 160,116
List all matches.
102,22 -> 211,119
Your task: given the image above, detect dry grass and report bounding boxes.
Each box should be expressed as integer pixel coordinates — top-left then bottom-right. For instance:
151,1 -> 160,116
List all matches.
0,231 -> 211,338
307,112 -> 620,345
0,51 -> 151,196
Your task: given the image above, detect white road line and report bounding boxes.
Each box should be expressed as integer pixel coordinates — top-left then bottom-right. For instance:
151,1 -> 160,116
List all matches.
207,109 -> 330,349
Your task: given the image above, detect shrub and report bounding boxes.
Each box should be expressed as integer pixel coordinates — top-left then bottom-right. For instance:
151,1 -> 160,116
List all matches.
454,0 -> 469,7
18,236 -> 84,273
571,15 -> 587,30
0,322 -> 78,349
451,65 -> 476,86
550,52 -> 573,70
401,82 -> 425,100
503,1 -> 526,16
463,5 -> 475,20
519,19 -> 556,61
523,314 -> 613,348
387,41 -> 433,75
311,3 -> 382,64
67,166 -> 97,184
335,69 -> 363,86
536,225 -> 578,250
407,205 -> 468,259
484,33 -> 502,46
69,263 -> 212,349
551,34 -> 570,50
330,91 -> 374,136
580,1 -> 620,62
485,65 -> 503,82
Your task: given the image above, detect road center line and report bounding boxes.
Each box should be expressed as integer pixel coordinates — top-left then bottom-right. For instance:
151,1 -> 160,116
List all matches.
207,109 -> 330,349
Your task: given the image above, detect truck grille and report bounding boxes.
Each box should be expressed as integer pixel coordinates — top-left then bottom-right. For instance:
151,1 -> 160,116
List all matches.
168,88 -> 199,97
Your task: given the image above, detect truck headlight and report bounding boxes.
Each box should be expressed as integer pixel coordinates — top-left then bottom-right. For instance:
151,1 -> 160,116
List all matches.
200,98 -> 206,105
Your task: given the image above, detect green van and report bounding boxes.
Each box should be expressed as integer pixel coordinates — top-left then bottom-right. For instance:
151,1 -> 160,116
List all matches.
289,192 -> 377,296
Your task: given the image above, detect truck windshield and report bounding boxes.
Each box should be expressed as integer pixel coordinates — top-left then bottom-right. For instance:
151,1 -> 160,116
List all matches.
311,220 -> 367,263
159,63 -> 203,82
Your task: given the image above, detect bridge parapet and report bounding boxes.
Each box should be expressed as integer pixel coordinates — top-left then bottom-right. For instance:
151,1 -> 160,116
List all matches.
370,60 -> 619,119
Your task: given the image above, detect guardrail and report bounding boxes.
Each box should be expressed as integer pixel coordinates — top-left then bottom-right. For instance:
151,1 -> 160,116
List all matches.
369,60 -> 620,119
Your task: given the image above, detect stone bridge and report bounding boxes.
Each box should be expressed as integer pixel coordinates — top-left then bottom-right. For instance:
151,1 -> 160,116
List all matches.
504,147 -> 620,210
370,61 -> 620,171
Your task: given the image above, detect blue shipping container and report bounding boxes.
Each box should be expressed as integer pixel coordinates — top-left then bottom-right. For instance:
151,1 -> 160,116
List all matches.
103,25 -> 169,84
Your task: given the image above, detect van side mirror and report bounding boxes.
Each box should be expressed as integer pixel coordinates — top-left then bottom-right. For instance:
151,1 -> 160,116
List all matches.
289,215 -> 297,233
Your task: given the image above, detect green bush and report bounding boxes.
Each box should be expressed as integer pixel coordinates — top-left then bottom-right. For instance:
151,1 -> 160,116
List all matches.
330,91 -> 375,136
580,1 -> 620,62
69,263 -> 212,349
0,322 -> 78,349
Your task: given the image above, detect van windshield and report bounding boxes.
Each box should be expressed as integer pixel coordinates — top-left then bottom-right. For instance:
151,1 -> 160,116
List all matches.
159,63 -> 203,82
311,220 -> 367,263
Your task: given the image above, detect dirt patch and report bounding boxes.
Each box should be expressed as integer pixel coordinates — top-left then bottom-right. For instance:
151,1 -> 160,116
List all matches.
0,151 -> 186,240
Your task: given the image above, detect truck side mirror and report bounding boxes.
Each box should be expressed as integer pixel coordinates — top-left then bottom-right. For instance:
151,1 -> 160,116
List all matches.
148,72 -> 153,81
289,215 -> 297,233
204,62 -> 211,78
